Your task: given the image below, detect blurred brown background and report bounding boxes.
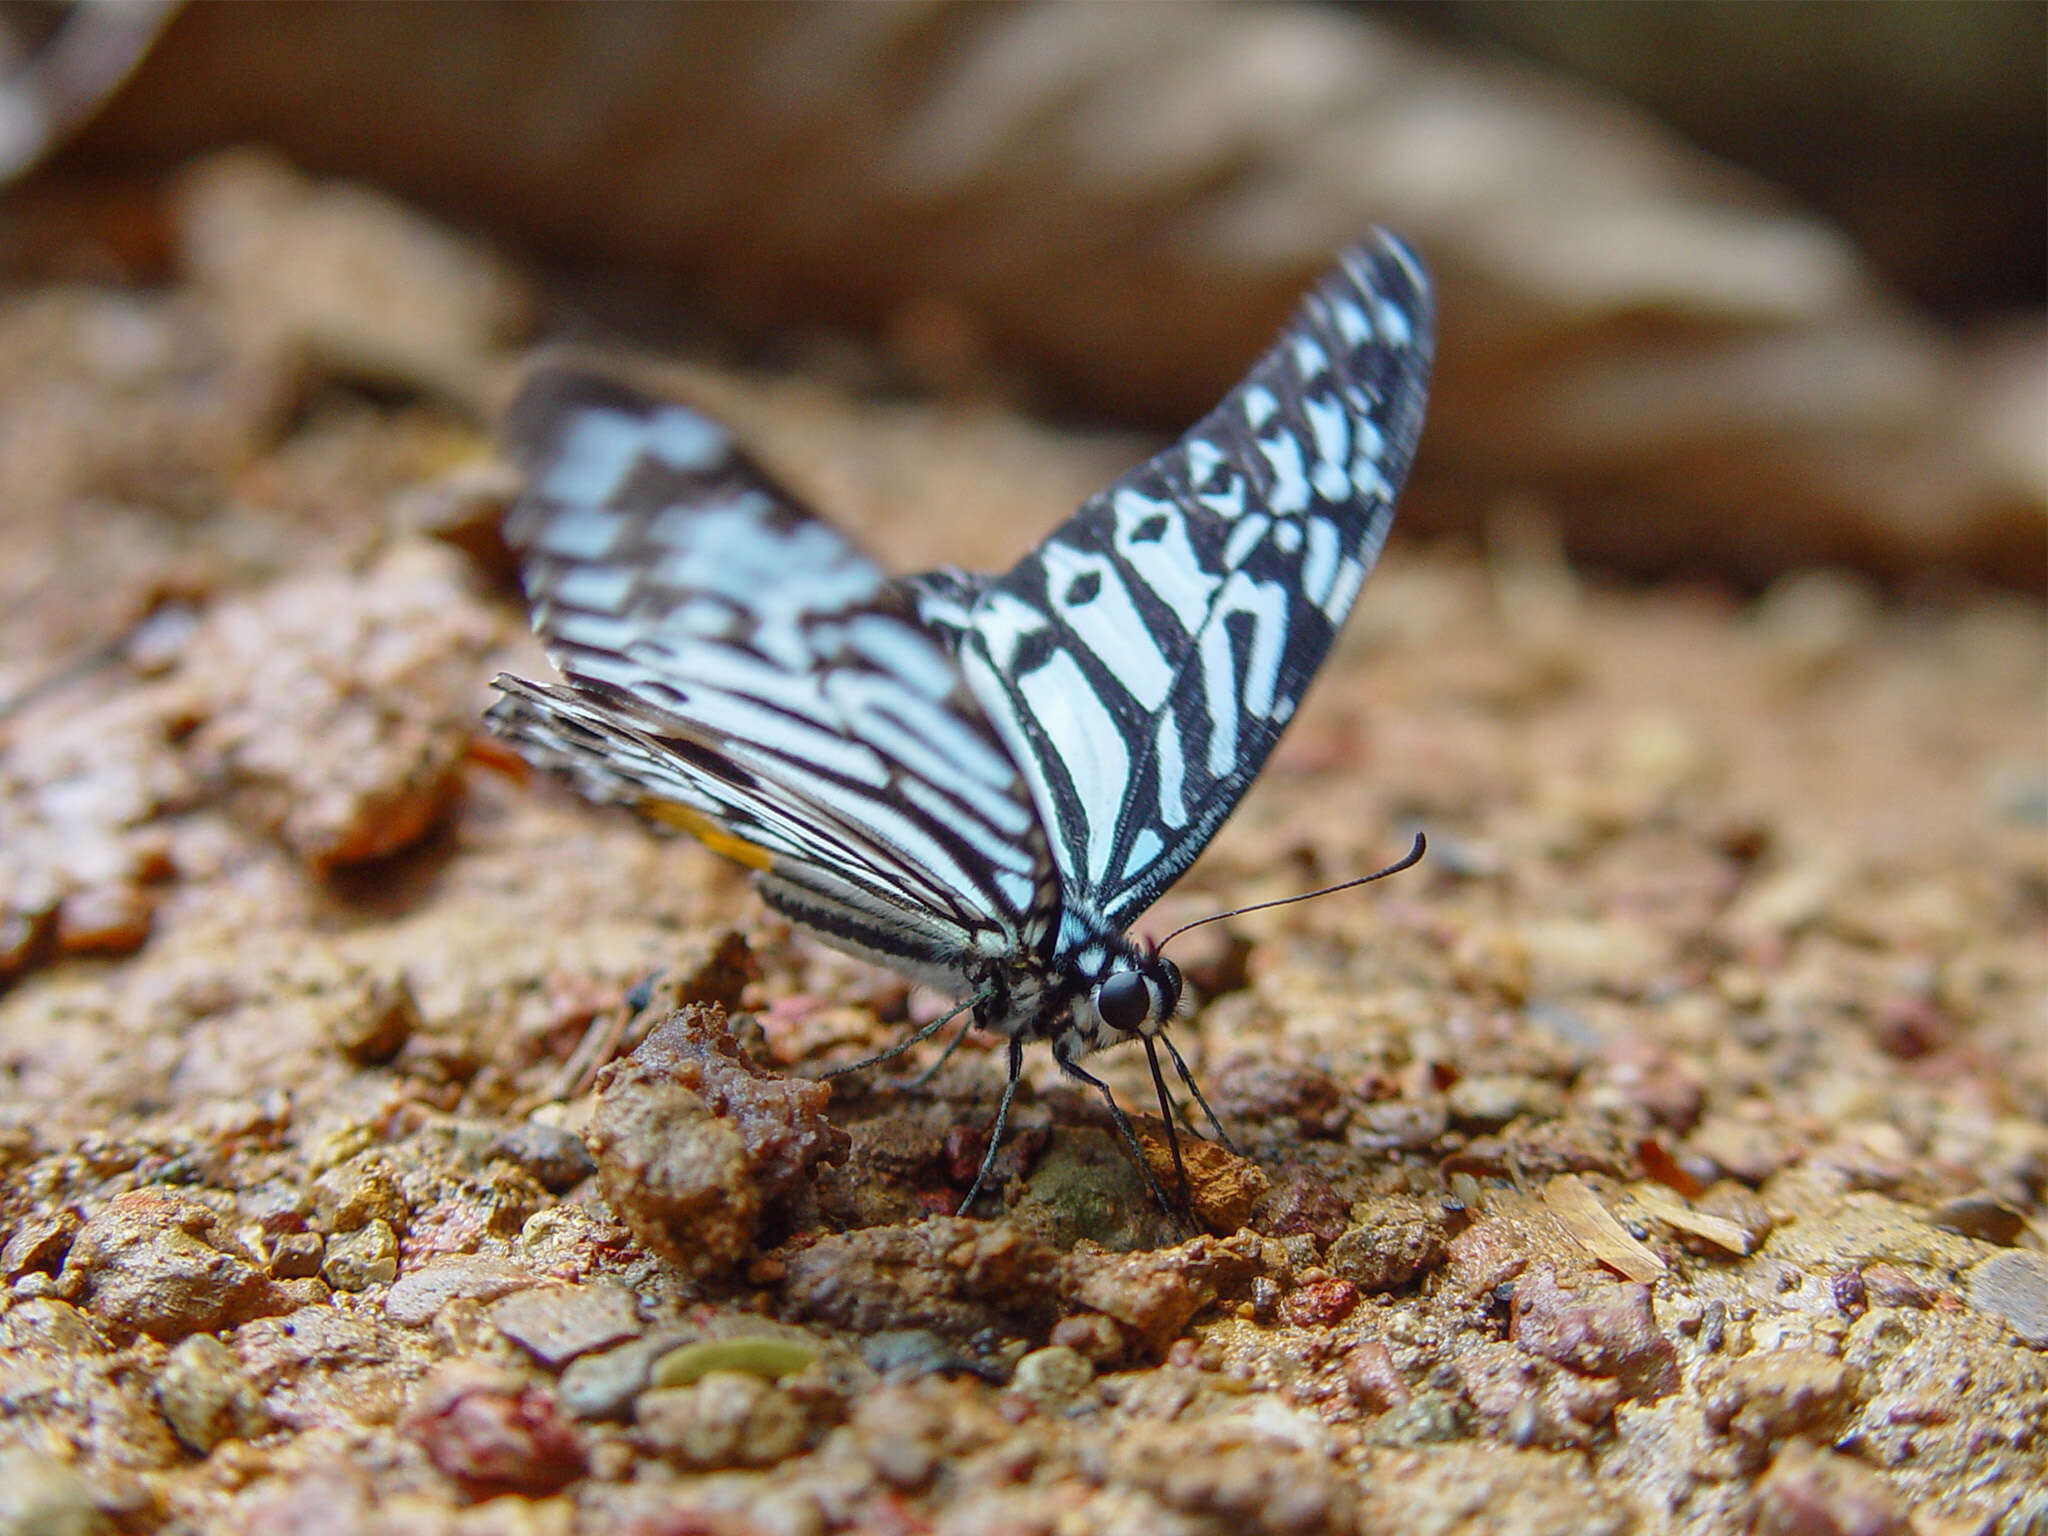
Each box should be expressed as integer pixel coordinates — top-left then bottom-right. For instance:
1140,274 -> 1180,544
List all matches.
4,0 -> 2043,589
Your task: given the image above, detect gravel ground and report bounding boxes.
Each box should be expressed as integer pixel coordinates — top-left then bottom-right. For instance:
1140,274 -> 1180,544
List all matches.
1,161 -> 2043,1536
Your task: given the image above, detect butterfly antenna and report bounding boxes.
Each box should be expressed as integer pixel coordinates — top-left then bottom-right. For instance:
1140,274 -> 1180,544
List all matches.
1156,831 -> 1427,951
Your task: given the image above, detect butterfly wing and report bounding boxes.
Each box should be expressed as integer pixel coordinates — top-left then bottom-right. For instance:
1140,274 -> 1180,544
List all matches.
949,232 -> 1434,931
487,368 -> 1058,983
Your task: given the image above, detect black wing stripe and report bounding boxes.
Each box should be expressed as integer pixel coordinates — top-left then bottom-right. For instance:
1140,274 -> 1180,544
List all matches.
490,674 -> 1021,947
958,231 -> 1433,929
490,367 -> 1057,953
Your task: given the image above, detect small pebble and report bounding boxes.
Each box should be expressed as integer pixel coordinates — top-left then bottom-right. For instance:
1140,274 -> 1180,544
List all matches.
1750,1440 -> 1912,1536
321,1220 -> 399,1292
487,1284 -> 642,1368
1931,1193 -> 2026,1247
1368,1390 -> 1467,1447
1685,1115 -> 1799,1186
490,1121 -> 597,1193
1009,1345 -> 1094,1410
1751,569 -> 1878,680
1857,1264 -> 1935,1311
382,1256 -> 534,1326
1341,1340 -> 1410,1413
54,884 -> 153,957
1324,1198 -> 1452,1293
1278,1277 -> 1361,1328
311,1159 -> 407,1234
558,1333 -> 689,1422
860,1329 -> 988,1382
267,1232 -> 324,1280
330,977 -> 419,1066
635,1372 -> 810,1469
2,1210 -> 80,1281
155,1333 -> 271,1453
1965,1250 -> 2048,1348
1248,1169 -> 1351,1247
1509,1266 -> 1679,1401
407,1364 -> 585,1494
1208,1062 -> 1347,1136
1445,1074 -> 1565,1132
1349,1098 -> 1450,1151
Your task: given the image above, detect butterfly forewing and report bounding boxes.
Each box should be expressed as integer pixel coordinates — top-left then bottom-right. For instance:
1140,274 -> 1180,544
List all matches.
950,232 -> 1434,930
488,370 -> 1059,978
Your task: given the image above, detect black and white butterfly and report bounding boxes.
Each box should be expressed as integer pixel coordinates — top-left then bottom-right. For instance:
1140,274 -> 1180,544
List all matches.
488,231 -> 1433,1217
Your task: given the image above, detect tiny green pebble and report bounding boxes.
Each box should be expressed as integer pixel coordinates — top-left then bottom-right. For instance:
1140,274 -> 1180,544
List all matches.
650,1336 -> 818,1388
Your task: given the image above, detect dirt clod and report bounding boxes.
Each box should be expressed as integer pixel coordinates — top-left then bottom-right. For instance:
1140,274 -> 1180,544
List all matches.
1509,1264 -> 1679,1401
1750,1441 -> 1914,1536
779,1217 -> 1059,1341
1009,1344 -> 1095,1410
177,542 -> 498,873
587,1003 -> 847,1280
60,1189 -> 299,1342
1325,1196 -> 1454,1293
1703,1352 -> 1865,1474
634,1372 -> 813,1469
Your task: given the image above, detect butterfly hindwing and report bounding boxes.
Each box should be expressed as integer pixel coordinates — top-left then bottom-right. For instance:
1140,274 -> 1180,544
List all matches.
951,232 -> 1434,929
489,369 -> 1058,976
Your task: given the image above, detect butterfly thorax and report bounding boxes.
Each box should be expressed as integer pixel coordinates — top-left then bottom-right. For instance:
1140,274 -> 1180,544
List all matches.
750,851 -> 1182,1059
967,931 -> 1184,1060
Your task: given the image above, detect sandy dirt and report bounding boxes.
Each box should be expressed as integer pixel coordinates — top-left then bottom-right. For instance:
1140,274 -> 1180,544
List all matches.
1,162 -> 2044,1536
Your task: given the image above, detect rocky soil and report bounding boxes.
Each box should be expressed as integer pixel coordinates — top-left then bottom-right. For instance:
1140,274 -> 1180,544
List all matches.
1,157 -> 2044,1536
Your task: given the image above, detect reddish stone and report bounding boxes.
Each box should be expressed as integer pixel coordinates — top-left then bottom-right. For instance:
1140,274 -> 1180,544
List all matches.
1278,1278 -> 1360,1328
408,1365 -> 585,1494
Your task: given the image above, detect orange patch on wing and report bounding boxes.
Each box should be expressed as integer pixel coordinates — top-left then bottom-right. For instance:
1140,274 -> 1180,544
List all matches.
644,801 -> 773,871
466,736 -> 531,781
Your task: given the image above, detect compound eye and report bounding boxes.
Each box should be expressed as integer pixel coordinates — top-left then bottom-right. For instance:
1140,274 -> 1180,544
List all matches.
1095,970 -> 1154,1033
1154,958 -> 1184,1017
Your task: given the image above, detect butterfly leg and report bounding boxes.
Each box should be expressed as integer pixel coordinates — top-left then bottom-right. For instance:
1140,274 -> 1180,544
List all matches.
892,1006 -> 976,1090
550,968 -> 666,1101
1141,1036 -> 1194,1215
955,1035 -> 1026,1216
823,993 -> 979,1080
1053,1045 -> 1186,1226
1160,1033 -> 1242,1156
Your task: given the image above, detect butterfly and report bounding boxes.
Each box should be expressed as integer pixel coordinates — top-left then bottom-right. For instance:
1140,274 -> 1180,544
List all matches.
488,231 -> 1434,1218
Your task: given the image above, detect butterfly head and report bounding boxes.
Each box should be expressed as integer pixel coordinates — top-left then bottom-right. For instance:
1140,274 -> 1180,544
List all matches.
1075,947 -> 1184,1044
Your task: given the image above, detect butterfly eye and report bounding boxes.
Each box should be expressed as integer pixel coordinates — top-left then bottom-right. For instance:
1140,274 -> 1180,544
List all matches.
1095,970 -> 1155,1033
1153,958 -> 1184,1018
